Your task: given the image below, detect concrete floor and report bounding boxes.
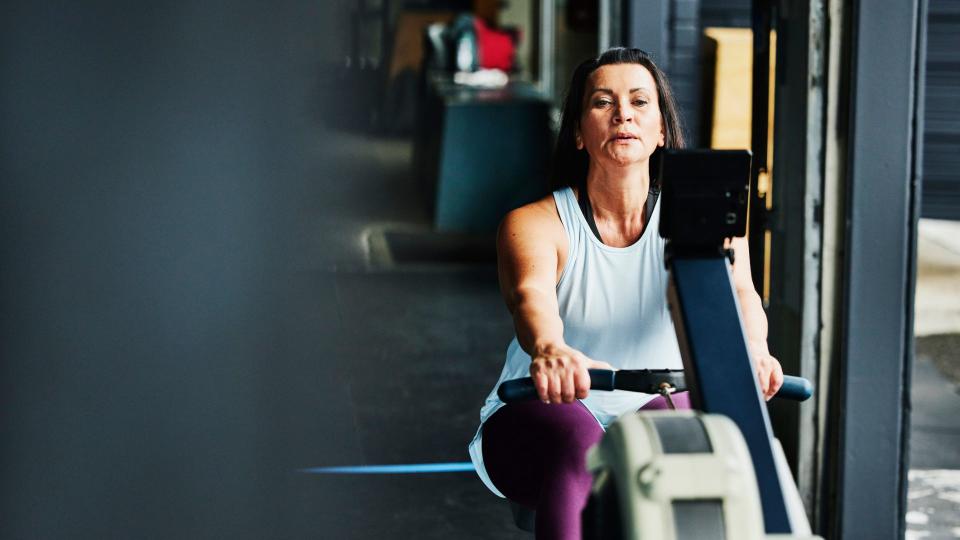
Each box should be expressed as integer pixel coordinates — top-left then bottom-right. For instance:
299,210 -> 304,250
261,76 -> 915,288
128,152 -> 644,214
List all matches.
907,219 -> 960,539
288,129 -> 526,539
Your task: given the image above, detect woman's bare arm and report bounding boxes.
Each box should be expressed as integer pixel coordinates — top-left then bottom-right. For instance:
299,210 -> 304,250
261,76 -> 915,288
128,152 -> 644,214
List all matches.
728,236 -> 784,399
497,200 -> 611,403
497,203 -> 565,355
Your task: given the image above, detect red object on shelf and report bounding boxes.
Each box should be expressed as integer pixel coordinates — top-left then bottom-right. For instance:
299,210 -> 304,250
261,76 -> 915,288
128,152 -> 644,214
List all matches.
474,17 -> 515,71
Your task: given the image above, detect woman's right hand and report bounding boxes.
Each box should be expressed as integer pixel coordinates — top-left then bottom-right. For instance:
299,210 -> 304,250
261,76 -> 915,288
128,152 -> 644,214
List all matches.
530,343 -> 614,404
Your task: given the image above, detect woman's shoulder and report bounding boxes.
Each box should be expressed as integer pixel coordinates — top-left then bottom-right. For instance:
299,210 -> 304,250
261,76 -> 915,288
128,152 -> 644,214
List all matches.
498,193 -> 566,245
497,192 -> 571,282
501,193 -> 564,231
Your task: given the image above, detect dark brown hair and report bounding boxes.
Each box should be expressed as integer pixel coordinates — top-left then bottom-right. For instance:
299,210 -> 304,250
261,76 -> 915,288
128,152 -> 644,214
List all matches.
550,48 -> 686,191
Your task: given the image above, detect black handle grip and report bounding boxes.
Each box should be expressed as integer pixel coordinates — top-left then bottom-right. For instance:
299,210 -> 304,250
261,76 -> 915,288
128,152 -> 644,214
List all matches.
496,377 -> 537,403
497,369 -> 614,403
496,370 -> 814,403
777,375 -> 813,401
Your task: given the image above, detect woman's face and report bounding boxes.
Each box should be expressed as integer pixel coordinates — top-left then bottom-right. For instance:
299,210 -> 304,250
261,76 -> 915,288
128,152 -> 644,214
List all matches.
576,63 -> 665,170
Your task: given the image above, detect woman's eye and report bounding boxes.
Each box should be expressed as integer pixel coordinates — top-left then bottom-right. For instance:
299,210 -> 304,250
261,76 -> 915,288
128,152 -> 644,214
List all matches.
633,99 -> 648,106
594,99 -> 612,108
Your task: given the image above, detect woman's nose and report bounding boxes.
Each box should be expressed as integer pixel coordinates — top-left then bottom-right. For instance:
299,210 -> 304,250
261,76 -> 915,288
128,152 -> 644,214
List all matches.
613,102 -> 633,123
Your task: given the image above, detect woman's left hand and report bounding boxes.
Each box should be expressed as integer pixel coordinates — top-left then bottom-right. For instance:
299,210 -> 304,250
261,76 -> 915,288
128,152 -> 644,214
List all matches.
750,342 -> 783,401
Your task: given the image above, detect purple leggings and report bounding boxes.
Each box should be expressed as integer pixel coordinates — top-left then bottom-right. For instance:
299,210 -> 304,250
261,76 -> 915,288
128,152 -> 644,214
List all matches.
481,392 -> 691,540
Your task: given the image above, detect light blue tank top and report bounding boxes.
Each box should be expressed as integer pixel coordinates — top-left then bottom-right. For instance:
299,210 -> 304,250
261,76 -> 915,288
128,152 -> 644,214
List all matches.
468,186 -> 684,497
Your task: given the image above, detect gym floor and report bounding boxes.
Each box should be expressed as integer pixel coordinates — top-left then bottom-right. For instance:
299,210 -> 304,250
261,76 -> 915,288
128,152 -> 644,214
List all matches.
253,128 -> 527,539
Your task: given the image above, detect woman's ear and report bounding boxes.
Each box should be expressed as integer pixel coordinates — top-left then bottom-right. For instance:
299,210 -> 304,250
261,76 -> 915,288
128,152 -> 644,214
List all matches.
658,121 -> 665,147
576,129 -> 584,150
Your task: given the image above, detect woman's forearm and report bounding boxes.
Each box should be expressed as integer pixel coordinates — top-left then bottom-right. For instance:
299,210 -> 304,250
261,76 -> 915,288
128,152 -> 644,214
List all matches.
509,286 -> 565,356
738,288 -> 770,352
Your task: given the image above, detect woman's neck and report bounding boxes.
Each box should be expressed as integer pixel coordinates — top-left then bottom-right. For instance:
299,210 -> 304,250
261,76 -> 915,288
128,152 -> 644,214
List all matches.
584,162 -> 650,219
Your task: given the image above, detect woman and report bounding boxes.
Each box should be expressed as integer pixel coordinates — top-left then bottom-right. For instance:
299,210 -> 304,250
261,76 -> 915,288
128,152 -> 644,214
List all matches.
467,48 -> 783,539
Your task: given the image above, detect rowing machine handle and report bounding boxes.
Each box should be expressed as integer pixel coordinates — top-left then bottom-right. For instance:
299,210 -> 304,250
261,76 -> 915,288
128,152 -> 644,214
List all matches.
496,370 -> 813,403
497,369 -> 614,403
778,375 -> 814,401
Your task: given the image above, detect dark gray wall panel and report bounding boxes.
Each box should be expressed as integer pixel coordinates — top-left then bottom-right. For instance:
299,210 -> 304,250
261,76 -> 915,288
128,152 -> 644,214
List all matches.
831,0 -> 921,538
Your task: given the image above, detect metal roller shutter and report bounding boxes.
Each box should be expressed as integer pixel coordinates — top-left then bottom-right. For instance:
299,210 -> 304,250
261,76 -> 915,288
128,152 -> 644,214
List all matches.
923,0 -> 960,220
